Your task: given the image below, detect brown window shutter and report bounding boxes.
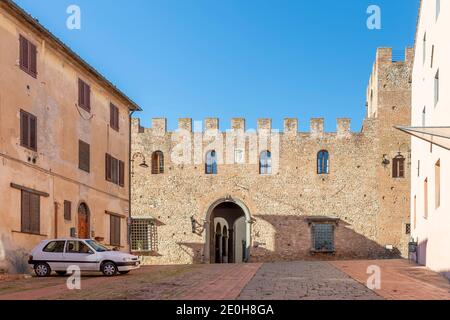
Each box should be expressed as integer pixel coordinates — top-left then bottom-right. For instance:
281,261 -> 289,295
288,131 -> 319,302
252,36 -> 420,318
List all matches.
392,159 -> 398,178
78,79 -> 84,107
110,215 -> 121,246
21,190 -> 31,233
119,160 -> 125,187
159,153 -> 164,174
399,159 -> 405,177
110,104 -> 114,128
64,200 -> 72,221
29,115 -> 37,151
19,35 -> 29,70
20,111 -> 29,147
85,84 -> 91,111
29,193 -> 40,234
78,140 -> 90,172
29,42 -> 37,77
112,158 -> 119,184
106,154 -> 112,181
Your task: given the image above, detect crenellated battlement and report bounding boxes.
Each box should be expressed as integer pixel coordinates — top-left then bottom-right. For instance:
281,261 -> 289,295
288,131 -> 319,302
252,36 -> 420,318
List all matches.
132,117 -> 354,136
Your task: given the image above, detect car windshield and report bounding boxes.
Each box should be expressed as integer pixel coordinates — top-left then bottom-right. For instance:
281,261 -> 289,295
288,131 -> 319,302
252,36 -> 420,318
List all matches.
85,240 -> 110,252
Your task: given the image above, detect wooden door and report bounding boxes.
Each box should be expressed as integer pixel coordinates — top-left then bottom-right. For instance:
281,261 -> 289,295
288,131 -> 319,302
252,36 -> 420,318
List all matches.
78,203 -> 89,239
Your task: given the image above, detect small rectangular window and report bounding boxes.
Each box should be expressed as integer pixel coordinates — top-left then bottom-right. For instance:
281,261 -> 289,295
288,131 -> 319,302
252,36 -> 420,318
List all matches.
110,215 -> 121,247
19,35 -> 37,78
434,70 -> 439,106
110,103 -> 119,131
392,156 -> 405,178
311,224 -> 335,252
64,200 -> 71,221
43,241 -> 66,253
405,223 -> 411,235
78,79 -> 91,112
21,190 -> 40,235
435,160 -> 441,209
78,140 -> 90,173
20,110 -> 37,151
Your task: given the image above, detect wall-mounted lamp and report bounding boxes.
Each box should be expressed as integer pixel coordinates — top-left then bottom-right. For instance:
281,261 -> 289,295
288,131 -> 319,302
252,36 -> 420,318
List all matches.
382,154 -> 390,167
131,152 -> 148,176
190,216 -> 206,235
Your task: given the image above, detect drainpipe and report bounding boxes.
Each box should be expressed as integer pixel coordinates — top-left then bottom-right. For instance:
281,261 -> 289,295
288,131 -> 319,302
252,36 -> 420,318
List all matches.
128,110 -> 135,253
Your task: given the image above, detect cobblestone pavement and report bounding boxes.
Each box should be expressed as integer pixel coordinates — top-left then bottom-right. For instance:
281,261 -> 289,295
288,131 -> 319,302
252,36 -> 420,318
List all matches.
0,260 -> 449,300
238,261 -> 381,300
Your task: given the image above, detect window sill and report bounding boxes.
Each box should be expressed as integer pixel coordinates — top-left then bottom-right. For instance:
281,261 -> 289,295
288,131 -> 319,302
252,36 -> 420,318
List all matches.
310,249 -> 335,254
12,230 -> 47,237
20,66 -> 37,79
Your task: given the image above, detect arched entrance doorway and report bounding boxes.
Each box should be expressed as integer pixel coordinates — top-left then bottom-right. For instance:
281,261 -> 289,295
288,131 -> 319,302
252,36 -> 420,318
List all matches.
206,198 -> 251,264
78,203 -> 90,239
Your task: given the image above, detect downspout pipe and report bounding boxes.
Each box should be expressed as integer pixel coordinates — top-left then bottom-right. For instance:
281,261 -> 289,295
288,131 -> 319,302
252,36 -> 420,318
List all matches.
128,110 -> 135,253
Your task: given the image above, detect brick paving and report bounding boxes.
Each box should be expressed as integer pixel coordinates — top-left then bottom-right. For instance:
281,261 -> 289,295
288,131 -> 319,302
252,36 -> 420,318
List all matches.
331,259 -> 450,300
238,261 -> 381,300
0,260 -> 449,300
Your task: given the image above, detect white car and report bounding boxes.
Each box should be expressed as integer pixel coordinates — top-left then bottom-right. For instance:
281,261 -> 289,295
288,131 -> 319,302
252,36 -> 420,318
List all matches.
28,239 -> 140,277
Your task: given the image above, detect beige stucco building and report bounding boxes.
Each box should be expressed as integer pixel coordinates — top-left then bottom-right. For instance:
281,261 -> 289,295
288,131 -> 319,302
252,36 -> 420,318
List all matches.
131,47 -> 413,265
399,0 -> 450,279
0,0 -> 140,272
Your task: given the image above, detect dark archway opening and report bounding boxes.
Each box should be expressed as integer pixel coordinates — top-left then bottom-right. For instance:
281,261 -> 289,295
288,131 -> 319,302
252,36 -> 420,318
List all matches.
210,202 -> 246,264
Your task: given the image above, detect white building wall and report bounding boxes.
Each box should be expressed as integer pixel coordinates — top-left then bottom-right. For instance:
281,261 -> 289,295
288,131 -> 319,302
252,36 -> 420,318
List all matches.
411,0 -> 450,278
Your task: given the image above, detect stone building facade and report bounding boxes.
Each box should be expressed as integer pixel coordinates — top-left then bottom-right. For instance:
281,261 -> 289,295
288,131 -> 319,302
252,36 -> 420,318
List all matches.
0,0 -> 140,272
131,47 -> 413,265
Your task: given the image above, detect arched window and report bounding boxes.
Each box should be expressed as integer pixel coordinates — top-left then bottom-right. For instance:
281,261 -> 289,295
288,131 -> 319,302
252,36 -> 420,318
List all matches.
259,150 -> 272,174
205,150 -> 217,174
392,155 -> 405,178
317,150 -> 330,174
151,151 -> 164,174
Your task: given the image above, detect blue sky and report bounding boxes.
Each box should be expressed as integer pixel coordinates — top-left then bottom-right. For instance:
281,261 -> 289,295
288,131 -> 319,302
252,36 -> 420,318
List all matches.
14,0 -> 419,132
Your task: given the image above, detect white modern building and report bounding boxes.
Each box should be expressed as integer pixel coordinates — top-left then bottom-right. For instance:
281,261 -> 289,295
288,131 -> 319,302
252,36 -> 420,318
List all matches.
398,0 -> 450,279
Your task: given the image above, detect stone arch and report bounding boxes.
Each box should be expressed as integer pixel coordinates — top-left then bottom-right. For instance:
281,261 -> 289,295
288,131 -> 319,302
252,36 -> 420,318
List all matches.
205,197 -> 252,264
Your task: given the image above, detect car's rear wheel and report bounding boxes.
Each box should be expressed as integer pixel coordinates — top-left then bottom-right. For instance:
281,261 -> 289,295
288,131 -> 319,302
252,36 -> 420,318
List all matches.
34,263 -> 51,277
56,271 -> 67,276
101,262 -> 117,276
119,271 -> 130,275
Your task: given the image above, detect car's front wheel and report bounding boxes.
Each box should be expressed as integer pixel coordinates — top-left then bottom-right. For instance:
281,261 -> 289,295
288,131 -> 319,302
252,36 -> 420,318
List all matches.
101,262 -> 117,276
34,263 -> 51,277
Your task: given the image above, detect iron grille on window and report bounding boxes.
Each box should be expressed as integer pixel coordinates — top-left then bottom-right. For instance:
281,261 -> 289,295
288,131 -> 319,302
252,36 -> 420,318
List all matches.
131,219 -> 157,252
405,223 -> 411,235
312,224 -> 334,252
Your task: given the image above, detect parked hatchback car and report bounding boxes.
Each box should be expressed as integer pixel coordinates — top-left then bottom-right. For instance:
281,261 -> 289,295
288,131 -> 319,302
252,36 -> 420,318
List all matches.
29,239 -> 140,277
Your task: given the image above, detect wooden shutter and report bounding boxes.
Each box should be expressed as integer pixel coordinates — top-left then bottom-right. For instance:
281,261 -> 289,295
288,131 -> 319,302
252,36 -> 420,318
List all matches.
393,159 -> 399,178
110,103 -> 119,130
110,215 -> 121,246
119,160 -> 125,187
21,190 -> 31,233
29,115 -> 37,151
19,35 -> 29,70
399,158 -> 405,177
29,193 -> 40,234
85,84 -> 91,111
105,154 -> 112,181
20,111 -> 29,147
78,140 -> 90,172
112,158 -> 118,184
64,200 -> 72,221
29,42 -> 37,77
78,79 -> 85,107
